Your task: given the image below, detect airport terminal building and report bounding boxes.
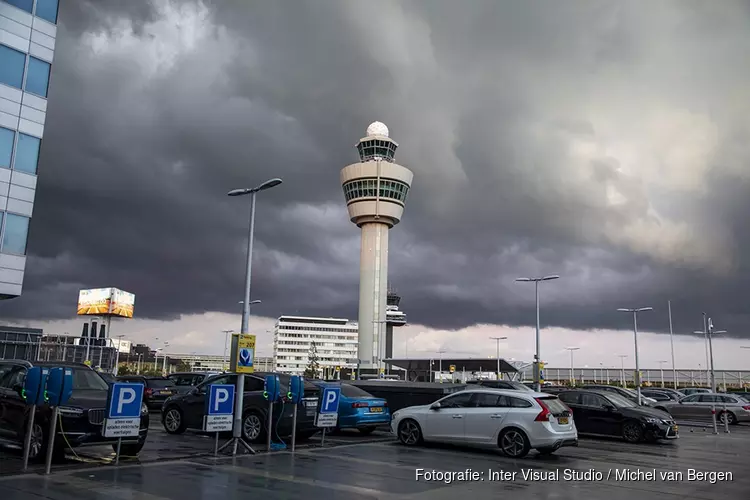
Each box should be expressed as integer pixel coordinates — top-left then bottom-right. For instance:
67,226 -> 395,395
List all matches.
0,0 -> 59,298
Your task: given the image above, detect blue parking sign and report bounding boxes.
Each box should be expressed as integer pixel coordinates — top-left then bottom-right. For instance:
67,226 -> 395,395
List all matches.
107,383 -> 144,419
320,387 -> 341,414
207,384 -> 235,415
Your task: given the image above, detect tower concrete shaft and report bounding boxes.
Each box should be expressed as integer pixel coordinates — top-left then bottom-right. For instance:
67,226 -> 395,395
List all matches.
341,122 -> 413,370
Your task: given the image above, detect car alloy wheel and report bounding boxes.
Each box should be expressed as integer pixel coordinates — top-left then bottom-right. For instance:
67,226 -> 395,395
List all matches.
398,419 -> 421,445
164,409 -> 182,432
622,421 -> 643,443
500,429 -> 528,458
29,423 -> 44,460
719,411 -> 737,425
243,414 -> 262,442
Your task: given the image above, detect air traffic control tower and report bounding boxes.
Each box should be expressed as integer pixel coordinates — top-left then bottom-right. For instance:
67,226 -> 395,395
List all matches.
341,122 -> 413,371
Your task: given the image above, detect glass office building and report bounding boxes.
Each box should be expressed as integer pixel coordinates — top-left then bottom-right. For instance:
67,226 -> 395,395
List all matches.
0,0 -> 59,298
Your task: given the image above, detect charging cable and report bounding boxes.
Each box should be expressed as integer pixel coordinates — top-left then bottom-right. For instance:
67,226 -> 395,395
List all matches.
270,401 -> 287,450
57,411 -> 83,461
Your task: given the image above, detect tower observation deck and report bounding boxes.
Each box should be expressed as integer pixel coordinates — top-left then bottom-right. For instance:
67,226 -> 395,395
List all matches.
341,122 -> 414,370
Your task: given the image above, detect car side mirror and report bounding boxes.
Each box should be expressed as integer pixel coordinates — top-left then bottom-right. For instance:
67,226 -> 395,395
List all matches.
430,402 -> 441,410
604,404 -> 615,411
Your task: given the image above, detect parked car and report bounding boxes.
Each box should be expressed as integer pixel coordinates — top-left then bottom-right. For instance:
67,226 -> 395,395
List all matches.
161,372 -> 321,444
468,380 -> 534,391
117,376 -> 177,410
658,393 -> 750,425
581,385 -> 657,406
391,388 -> 577,458
646,387 -> 685,400
310,381 -> 390,434
641,389 -> 682,402
0,360 -> 149,461
557,389 -> 677,443
97,372 -> 116,385
678,387 -> 711,396
167,372 -> 221,395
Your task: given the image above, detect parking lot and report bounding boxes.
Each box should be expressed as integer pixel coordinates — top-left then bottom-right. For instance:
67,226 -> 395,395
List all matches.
0,417 -> 748,498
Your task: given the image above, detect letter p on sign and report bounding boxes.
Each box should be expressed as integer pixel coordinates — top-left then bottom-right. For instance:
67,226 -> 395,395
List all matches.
118,388 -> 136,414
214,388 -> 229,413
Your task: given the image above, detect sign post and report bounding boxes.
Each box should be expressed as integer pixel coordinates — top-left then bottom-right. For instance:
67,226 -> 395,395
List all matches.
316,386 -> 341,447
44,367 -> 73,475
204,384 -> 235,456
221,333 -> 256,456
104,382 -> 144,465
21,367 -> 47,472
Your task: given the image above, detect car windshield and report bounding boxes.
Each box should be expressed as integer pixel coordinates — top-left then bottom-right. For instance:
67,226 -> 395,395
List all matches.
604,393 -> 637,408
618,387 -> 638,397
510,382 -> 534,392
72,368 -> 110,391
340,384 -> 374,398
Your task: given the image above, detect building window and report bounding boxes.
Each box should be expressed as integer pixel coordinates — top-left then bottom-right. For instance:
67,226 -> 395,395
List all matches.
25,57 -> 51,98
1,213 -> 30,255
35,0 -> 59,24
0,44 -> 26,90
4,0 -> 33,13
0,128 -> 14,169
14,134 -> 40,175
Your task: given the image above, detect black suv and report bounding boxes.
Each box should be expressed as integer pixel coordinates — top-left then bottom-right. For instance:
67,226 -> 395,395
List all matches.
161,372 -> 321,444
118,376 -> 176,410
0,360 -> 149,460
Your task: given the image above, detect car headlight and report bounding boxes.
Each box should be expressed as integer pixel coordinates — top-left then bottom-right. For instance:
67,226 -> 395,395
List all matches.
58,406 -> 84,417
141,403 -> 149,416
642,417 -> 660,424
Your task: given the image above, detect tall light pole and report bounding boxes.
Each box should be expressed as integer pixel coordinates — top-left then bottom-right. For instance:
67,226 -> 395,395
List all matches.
565,347 -> 579,386
222,329 -> 234,371
657,360 -> 669,388
617,354 -> 628,387
113,335 -> 125,376
516,275 -> 560,392
617,307 -> 653,405
668,301 -> 677,389
695,318 -> 726,393
701,312 -> 710,387
162,342 -> 169,374
226,177 -> 282,455
489,336 -> 508,380
437,348 -> 446,383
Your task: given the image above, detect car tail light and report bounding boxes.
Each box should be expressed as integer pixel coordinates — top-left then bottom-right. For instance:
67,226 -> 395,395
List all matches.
145,388 -> 153,397
743,405 -> 750,410
383,401 -> 388,407
352,402 -> 368,408
534,398 -> 551,422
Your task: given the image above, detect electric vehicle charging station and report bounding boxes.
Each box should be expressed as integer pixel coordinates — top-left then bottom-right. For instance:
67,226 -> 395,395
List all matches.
287,375 -> 304,452
43,367 -> 74,474
263,374 -> 281,452
21,367 -> 47,472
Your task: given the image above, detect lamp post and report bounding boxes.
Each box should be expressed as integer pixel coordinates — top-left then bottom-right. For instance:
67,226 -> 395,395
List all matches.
617,355 -> 628,387
695,318 -> 726,393
565,347 -> 579,386
162,342 -> 169,374
668,301 -> 677,389
617,307 -> 653,405
155,348 -> 162,372
515,275 -> 560,392
226,177 -> 282,455
113,335 -> 125,376
222,329 -> 234,371
489,336 -> 508,380
437,349 -> 446,383
657,360 -> 669,388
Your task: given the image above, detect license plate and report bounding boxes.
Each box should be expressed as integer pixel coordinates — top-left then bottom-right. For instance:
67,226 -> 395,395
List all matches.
369,407 -> 383,413
558,417 -> 569,425
305,400 -> 317,408
159,391 -> 171,396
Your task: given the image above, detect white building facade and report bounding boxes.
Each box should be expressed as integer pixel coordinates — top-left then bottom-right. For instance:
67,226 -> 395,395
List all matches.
0,0 -> 59,298
273,315 -> 358,375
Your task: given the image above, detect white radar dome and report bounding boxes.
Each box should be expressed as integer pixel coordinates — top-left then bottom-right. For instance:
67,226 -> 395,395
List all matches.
366,121 -> 389,138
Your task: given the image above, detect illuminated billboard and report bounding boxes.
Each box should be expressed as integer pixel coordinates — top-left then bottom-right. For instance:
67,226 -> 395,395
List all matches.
77,288 -> 135,318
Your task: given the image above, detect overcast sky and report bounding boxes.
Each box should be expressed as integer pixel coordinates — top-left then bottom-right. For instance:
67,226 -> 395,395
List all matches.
2,1 -> 750,368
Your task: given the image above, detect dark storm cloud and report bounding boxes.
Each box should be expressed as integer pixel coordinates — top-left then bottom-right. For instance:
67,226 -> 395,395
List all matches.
1,0 -> 749,339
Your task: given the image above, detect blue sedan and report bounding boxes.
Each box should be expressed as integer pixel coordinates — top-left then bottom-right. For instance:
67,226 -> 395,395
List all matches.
312,381 -> 391,434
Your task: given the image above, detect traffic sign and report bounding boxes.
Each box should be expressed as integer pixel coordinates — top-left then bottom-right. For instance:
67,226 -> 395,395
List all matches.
235,334 -> 256,374
104,382 -> 144,438
316,386 -> 341,427
204,384 -> 234,432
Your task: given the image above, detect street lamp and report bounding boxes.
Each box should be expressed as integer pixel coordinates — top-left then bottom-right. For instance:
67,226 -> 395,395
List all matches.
617,307 -> 653,405
694,318 -> 726,393
113,335 -> 125,376
226,177 -> 282,455
222,329 -> 234,371
162,342 -> 169,374
516,274 -> 560,392
657,360 -> 669,388
565,347 -> 579,386
617,355 -> 628,387
489,336 -> 508,380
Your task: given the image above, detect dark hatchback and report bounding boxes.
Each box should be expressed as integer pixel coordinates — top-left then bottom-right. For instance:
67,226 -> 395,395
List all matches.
118,376 -> 176,410
0,360 -> 149,461
558,389 -> 678,443
161,372 -> 321,444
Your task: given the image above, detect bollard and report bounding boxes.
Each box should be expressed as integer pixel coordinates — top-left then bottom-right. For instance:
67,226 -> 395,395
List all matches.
723,404 -> 730,434
711,405 -> 718,434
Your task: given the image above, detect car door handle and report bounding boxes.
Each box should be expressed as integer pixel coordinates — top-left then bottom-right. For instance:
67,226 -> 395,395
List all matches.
452,415 -> 463,419
490,414 -> 503,419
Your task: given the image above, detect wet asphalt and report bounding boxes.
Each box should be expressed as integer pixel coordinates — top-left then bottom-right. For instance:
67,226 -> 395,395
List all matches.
0,416 -> 748,498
